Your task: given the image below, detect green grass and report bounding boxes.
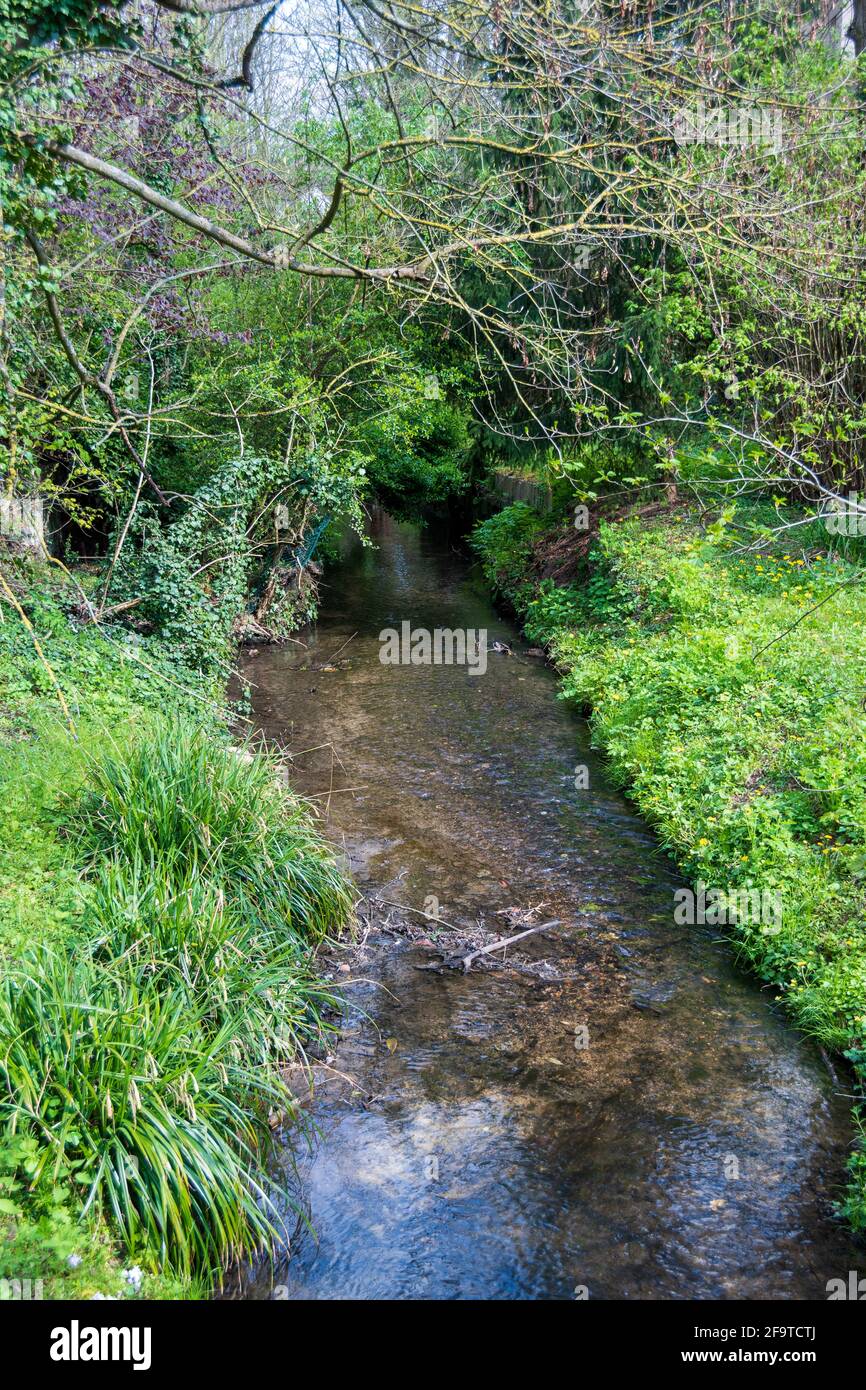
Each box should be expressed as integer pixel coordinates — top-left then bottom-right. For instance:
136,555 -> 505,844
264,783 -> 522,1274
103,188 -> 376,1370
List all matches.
473,499 -> 866,1228
0,946 -> 292,1279
0,557 -> 353,1294
68,723 -> 353,946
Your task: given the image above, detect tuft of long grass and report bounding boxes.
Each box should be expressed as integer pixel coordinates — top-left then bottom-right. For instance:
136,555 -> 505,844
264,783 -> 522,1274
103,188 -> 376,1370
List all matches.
65,722 -> 353,944
86,857 -> 342,1070
0,718 -> 353,1279
0,946 -> 290,1278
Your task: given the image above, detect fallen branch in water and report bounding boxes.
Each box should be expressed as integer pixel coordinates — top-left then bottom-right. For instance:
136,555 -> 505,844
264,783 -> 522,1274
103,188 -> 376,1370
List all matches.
304,785 -> 367,798
460,920 -> 561,971
317,631 -> 357,666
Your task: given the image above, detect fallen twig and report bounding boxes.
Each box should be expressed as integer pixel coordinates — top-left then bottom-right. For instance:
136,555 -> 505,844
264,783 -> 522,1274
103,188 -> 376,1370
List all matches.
461,919 -> 561,970
370,895 -> 463,931
304,785 -> 367,798
82,597 -> 143,624
322,630 -> 357,664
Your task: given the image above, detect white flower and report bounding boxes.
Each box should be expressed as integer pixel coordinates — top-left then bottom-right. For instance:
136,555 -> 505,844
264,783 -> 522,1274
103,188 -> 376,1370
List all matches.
121,1266 -> 144,1291
67,1253 -> 83,1269
89,1292 -> 118,1300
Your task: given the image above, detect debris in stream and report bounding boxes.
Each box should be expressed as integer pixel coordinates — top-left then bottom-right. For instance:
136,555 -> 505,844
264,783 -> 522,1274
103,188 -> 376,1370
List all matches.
458,920 -> 562,971
334,897 -> 574,980
302,631 -> 358,671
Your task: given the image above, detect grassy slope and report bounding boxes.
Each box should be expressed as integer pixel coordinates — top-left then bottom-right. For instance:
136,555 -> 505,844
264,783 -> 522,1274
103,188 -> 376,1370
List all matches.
472,501 -> 866,1227
0,553 -> 350,1297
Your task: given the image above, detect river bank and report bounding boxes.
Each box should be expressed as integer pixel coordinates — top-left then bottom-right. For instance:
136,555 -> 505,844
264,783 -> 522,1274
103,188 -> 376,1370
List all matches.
471,499 -> 866,1229
0,551 -> 351,1299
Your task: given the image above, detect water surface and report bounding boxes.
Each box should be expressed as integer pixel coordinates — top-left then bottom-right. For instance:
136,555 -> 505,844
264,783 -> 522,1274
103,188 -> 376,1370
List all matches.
239,514 -> 862,1300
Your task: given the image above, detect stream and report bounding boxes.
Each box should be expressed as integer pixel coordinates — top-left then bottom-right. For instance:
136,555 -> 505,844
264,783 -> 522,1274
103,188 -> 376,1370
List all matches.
238,513 -> 862,1300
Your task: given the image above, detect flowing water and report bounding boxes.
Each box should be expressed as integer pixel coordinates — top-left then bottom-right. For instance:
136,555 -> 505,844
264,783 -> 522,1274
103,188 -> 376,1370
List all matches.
239,513 -> 863,1300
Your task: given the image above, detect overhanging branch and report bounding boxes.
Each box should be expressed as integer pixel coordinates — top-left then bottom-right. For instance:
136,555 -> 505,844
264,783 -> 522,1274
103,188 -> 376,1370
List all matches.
38,141 -> 432,284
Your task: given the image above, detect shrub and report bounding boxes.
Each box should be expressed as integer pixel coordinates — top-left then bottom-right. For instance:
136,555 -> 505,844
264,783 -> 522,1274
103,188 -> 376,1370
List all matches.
470,502 -> 545,601
524,579 -> 584,646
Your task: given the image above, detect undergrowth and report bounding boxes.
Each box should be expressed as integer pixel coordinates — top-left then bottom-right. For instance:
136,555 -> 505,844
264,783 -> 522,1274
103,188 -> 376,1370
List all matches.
0,557 -> 352,1295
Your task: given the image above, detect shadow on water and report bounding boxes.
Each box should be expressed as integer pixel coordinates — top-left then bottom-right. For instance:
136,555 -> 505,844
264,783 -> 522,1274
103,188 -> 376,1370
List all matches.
237,512 -> 863,1300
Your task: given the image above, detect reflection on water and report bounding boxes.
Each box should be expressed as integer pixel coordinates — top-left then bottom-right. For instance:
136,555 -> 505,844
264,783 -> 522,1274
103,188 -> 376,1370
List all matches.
239,514 -> 862,1300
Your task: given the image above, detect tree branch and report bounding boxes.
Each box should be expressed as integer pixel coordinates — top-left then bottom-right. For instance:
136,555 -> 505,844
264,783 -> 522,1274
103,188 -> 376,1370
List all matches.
218,1 -> 280,91
37,141 -> 432,284
24,230 -> 169,506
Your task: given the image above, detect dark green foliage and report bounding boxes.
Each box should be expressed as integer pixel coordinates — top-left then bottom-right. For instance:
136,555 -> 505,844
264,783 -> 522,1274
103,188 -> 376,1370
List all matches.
0,721 -> 352,1278
469,502 -> 545,601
